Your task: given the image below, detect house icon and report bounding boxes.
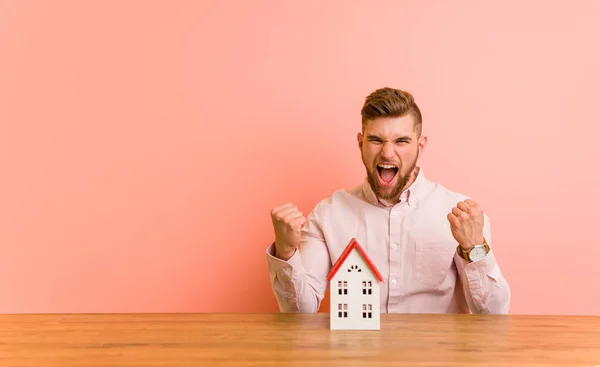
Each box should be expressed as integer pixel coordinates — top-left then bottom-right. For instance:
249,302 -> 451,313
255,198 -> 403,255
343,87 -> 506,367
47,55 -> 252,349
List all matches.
326,238 -> 383,330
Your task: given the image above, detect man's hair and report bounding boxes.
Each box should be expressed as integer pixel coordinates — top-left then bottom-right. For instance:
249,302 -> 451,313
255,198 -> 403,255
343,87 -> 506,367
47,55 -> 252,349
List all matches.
360,87 -> 422,135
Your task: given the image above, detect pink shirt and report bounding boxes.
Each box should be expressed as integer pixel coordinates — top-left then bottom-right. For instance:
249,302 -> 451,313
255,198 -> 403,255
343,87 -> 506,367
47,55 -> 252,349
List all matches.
265,168 -> 511,314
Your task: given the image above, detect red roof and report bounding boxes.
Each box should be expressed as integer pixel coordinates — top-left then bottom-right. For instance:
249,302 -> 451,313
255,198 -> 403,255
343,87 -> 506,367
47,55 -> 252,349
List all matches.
326,238 -> 384,282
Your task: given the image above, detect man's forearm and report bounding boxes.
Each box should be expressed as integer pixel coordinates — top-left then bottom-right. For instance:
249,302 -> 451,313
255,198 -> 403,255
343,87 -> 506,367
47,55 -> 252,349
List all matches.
270,271 -> 321,313
456,251 -> 511,314
266,243 -> 326,313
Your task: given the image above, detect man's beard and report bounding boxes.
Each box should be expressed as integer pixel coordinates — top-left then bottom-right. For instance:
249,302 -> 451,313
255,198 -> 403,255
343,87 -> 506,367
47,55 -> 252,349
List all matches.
365,154 -> 418,202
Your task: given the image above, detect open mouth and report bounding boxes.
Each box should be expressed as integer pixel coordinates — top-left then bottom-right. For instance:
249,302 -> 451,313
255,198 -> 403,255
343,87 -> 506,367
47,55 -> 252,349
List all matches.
376,163 -> 398,186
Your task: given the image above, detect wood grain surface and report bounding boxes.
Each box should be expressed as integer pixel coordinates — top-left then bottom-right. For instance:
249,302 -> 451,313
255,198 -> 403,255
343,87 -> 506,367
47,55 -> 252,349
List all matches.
1,313 -> 600,366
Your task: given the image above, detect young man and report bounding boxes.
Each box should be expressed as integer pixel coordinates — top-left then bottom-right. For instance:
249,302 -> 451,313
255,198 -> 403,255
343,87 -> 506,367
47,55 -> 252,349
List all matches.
265,87 -> 510,314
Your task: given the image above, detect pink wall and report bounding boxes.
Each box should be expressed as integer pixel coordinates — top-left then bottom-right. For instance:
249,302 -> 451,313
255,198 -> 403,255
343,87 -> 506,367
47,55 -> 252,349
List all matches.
1,1 -> 599,315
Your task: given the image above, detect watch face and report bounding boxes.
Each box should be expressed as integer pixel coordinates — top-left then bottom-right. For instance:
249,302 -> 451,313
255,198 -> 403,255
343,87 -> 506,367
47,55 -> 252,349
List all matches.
469,245 -> 487,261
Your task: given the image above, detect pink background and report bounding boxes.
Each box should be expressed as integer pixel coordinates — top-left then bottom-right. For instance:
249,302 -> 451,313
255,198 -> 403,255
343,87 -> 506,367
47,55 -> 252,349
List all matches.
1,1 -> 599,315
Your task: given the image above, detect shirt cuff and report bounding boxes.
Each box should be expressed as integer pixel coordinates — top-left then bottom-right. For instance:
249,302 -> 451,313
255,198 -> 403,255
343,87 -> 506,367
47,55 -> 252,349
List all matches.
459,249 -> 498,279
265,242 -> 305,275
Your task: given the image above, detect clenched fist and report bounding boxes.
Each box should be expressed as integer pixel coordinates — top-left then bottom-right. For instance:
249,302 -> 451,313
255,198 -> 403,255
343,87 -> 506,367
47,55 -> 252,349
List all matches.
271,203 -> 306,260
447,199 -> 485,250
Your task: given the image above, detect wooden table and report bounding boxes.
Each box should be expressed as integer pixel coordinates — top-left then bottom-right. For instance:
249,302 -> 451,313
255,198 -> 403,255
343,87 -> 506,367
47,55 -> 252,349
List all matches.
1,313 -> 600,366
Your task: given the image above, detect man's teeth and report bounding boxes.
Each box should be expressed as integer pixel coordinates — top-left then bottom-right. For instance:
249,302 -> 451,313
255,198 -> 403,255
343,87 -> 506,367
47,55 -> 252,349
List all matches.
378,164 -> 396,169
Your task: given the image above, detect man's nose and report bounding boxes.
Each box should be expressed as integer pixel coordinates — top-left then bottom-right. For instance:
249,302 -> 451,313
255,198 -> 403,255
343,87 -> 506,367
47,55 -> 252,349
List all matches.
381,141 -> 395,158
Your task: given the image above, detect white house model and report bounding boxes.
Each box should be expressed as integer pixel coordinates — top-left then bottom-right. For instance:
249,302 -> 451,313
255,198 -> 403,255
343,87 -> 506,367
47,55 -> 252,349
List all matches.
326,238 -> 383,330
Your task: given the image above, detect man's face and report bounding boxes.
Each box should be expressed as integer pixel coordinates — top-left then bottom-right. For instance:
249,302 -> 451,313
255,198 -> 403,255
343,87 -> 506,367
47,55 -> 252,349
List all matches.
357,115 -> 427,202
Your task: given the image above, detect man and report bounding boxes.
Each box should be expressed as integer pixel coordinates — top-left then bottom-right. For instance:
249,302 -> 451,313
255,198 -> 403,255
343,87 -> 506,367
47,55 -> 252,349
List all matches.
265,87 -> 510,314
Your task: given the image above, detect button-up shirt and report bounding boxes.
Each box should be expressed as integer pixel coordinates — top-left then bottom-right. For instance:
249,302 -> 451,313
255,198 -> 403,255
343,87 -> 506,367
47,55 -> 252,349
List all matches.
265,168 -> 510,314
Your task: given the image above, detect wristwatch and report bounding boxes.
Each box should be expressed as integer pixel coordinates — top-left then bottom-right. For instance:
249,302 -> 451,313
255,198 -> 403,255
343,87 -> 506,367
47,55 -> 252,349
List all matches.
456,239 -> 490,262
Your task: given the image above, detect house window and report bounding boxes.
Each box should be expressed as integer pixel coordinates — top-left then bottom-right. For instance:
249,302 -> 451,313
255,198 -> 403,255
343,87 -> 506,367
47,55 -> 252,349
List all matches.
348,265 -> 362,272
337,281 -> 348,295
338,304 -> 348,318
362,281 -> 372,295
362,304 -> 372,319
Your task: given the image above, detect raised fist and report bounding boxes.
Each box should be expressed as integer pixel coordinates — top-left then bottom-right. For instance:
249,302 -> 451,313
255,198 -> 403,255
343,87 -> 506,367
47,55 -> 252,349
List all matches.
270,203 -> 306,260
447,199 -> 485,250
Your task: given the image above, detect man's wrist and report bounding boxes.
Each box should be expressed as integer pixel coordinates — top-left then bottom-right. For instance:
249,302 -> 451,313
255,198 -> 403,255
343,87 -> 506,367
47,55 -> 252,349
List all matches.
459,236 -> 485,250
459,242 -> 473,251
275,247 -> 296,261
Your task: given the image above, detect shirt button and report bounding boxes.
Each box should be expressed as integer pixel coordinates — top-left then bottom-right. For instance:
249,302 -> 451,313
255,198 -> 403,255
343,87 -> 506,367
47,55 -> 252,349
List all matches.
391,243 -> 398,250
391,279 -> 398,285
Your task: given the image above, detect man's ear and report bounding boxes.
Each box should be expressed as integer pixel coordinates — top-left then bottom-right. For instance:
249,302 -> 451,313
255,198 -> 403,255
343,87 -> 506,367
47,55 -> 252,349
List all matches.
357,132 -> 363,149
418,135 -> 427,153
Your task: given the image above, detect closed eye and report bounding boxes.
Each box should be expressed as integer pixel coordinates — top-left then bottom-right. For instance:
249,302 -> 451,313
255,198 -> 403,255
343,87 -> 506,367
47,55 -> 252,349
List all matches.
366,135 -> 411,144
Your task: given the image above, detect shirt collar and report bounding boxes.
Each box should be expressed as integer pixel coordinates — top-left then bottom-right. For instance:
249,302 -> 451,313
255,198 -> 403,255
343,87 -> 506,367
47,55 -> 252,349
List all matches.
361,166 -> 429,208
